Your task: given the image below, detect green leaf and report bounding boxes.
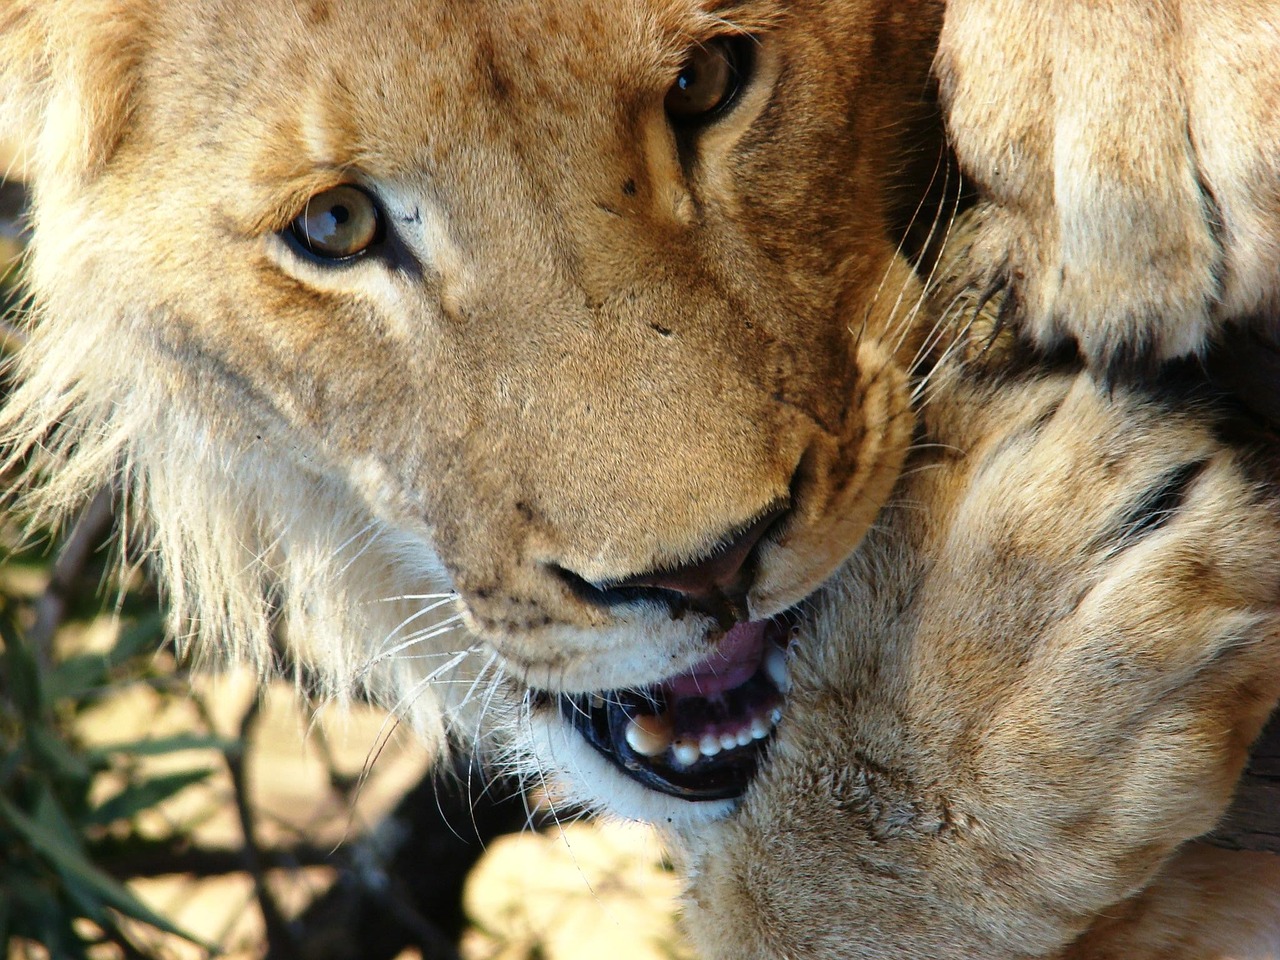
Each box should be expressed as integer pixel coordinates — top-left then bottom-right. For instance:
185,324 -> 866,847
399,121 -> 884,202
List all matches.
0,609 -> 46,721
45,653 -> 114,703
59,869 -> 112,927
87,768 -> 215,827
34,909 -> 90,960
0,795 -> 211,947
2,875 -> 92,959
34,783 -> 86,854
89,733 -> 237,759
28,725 -> 94,785
0,741 -> 25,788
0,889 -> 11,956
45,613 -> 168,704
106,613 -> 167,669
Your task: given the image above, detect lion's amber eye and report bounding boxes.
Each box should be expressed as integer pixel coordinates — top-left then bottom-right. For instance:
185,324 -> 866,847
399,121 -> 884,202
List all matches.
288,184 -> 383,260
665,37 -> 749,124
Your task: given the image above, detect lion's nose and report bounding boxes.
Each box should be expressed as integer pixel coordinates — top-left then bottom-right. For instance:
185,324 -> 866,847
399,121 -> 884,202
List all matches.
604,504 -> 789,626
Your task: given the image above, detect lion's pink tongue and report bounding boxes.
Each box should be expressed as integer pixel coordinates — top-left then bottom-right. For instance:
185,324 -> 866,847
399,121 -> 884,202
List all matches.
663,620 -> 768,698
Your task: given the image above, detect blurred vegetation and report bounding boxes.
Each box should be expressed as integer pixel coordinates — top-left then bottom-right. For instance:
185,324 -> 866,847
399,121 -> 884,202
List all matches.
0,215 -> 216,955
0,589 -> 218,957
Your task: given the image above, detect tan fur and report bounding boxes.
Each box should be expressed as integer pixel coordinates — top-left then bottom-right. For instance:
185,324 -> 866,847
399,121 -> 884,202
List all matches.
935,0 -> 1280,372
0,0 -> 945,744
675,347 -> 1280,958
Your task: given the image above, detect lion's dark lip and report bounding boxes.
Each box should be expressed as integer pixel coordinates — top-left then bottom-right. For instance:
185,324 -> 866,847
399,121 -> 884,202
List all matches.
549,615 -> 794,802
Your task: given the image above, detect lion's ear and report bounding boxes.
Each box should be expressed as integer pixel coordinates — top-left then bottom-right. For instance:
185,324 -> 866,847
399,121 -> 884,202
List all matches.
0,0 -> 146,184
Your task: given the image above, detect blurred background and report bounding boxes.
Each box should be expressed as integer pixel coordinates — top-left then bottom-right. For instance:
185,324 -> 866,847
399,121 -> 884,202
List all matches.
0,177 -> 692,960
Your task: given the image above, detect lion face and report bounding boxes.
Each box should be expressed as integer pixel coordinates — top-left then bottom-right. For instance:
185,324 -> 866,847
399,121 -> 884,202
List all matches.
1,0 -> 943,796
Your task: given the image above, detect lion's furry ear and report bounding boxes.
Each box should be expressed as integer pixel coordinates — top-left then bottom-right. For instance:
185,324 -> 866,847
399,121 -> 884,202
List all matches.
0,0 -> 147,184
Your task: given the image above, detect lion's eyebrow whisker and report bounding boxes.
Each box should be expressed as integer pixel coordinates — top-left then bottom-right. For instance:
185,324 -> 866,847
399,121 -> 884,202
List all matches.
872,161 -> 962,355
864,149 -> 962,365
907,278 -> 997,411
869,139 -> 953,322
892,171 -> 967,366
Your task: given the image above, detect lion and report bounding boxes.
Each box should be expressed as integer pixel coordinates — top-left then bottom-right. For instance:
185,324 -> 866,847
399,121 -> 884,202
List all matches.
516,326 -> 1280,956
0,0 -> 952,758
934,0 -> 1280,376
5,0 -> 1279,950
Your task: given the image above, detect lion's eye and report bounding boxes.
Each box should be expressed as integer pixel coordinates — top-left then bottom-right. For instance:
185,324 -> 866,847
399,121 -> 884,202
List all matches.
665,37 -> 750,124
288,184 -> 383,260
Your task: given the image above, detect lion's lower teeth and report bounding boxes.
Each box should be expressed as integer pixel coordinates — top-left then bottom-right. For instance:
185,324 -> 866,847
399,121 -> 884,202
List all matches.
672,740 -> 701,766
627,704 -> 783,768
619,639 -> 791,767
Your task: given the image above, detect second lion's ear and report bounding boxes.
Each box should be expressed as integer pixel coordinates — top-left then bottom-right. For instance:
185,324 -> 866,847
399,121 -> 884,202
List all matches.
0,0 -> 148,185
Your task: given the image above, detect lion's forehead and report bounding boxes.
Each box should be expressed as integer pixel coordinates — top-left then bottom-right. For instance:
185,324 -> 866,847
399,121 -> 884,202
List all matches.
109,0 -> 808,290
143,0 -> 779,178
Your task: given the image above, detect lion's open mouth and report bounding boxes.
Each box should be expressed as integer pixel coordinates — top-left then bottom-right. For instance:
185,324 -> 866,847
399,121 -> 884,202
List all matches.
556,617 -> 793,801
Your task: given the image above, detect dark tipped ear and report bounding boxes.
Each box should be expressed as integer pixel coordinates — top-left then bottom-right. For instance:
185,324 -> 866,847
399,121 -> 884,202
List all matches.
1,0 -> 147,184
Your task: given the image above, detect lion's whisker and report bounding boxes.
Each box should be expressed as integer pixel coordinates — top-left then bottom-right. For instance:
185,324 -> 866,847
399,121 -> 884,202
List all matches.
369,601 -> 463,658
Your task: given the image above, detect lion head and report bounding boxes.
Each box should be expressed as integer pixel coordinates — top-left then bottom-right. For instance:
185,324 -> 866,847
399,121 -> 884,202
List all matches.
0,0 -> 948,801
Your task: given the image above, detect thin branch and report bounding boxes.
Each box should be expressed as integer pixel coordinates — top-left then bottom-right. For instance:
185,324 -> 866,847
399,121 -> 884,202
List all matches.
92,838 -> 339,880
30,486 -> 115,668
225,697 -> 302,960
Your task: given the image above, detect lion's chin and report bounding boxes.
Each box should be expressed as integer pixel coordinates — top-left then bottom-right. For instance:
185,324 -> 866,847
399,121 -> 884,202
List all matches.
527,614 -> 797,823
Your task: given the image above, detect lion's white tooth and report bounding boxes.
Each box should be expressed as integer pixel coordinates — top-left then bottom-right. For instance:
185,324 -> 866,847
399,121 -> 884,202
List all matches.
624,713 -> 674,757
750,716 -> 772,739
735,728 -> 753,747
672,739 -> 701,767
699,734 -> 722,757
764,642 -> 791,694
770,707 -> 783,724
720,732 -> 739,751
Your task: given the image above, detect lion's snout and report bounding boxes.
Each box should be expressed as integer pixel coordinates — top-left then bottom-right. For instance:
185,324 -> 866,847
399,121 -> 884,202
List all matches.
582,500 -> 790,626
447,490 -> 798,691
